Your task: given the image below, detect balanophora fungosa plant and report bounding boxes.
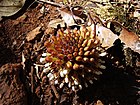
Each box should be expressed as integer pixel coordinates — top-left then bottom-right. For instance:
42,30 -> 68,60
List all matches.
39,26 -> 107,91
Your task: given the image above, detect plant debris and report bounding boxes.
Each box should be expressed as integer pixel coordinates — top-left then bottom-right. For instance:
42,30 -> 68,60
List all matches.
0,0 -> 140,105
26,24 -> 43,42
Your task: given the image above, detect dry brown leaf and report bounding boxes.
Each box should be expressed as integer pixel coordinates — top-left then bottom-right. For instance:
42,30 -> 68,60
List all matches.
89,24 -> 118,48
0,0 -> 25,21
13,14 -> 27,25
26,25 -> 42,42
119,28 -> 140,54
48,19 -> 65,28
58,6 -> 84,26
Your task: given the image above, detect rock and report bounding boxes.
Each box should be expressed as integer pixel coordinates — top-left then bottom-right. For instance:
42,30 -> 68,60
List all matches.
26,25 -> 43,42
0,63 -> 27,105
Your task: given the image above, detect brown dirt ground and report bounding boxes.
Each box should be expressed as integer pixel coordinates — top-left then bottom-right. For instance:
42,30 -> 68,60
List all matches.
0,0 -> 140,105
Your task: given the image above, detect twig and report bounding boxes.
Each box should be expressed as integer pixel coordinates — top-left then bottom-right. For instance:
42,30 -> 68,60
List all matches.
37,0 -> 64,8
51,85 -> 59,99
31,66 -> 34,93
35,46 -> 45,52
18,40 -> 25,49
89,0 -> 132,5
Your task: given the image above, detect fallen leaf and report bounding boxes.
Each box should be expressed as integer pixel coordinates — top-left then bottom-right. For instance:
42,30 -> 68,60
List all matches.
48,19 -> 65,28
60,94 -> 67,103
0,0 -> 25,21
89,24 -> 118,48
58,6 -> 84,26
13,14 -> 27,25
45,27 -> 55,36
26,25 -> 42,42
119,28 -> 140,54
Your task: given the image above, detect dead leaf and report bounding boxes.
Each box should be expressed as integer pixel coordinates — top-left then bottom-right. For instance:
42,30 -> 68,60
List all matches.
45,27 -> 55,35
89,24 -> 118,48
119,28 -> 140,54
0,0 -> 25,21
60,94 -> 67,103
26,25 -> 42,42
58,6 -> 84,26
13,14 -> 27,25
48,19 -> 65,28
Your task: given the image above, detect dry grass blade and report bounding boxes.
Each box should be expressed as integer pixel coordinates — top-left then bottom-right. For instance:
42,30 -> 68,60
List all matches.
21,52 -> 26,70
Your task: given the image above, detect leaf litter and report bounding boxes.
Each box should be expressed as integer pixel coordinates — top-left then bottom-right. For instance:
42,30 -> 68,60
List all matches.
0,0 -> 140,105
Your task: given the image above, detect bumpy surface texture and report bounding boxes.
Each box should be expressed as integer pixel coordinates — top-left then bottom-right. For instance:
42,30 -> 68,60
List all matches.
40,26 -> 106,91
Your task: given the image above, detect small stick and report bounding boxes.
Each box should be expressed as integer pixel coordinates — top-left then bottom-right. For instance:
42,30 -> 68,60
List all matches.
37,0 -> 64,8
18,40 -> 25,49
31,66 -> 34,93
51,85 -> 59,99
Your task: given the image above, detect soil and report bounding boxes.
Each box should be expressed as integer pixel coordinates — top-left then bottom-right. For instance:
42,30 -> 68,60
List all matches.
0,0 -> 140,105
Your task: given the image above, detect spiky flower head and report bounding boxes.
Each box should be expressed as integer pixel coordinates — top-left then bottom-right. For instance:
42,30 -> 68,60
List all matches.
40,26 -> 106,91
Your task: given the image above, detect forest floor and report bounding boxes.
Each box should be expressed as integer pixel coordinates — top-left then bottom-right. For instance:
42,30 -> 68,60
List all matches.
0,0 -> 140,105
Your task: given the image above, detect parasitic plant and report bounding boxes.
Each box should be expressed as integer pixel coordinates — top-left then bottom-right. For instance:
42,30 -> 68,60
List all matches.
40,26 -> 106,91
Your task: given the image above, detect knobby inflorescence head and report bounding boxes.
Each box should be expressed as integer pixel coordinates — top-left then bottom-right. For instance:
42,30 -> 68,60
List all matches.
40,26 -> 106,91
